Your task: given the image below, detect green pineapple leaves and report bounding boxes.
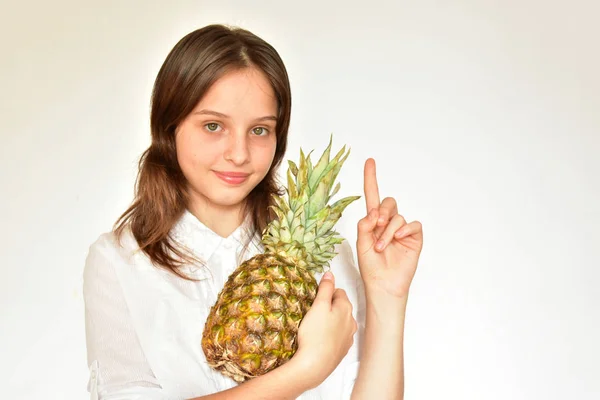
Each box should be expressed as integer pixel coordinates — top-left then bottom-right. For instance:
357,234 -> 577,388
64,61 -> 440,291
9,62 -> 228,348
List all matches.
263,134 -> 361,273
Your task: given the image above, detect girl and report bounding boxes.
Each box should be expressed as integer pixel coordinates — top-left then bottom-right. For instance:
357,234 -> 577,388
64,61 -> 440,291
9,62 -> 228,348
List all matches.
84,24 -> 423,400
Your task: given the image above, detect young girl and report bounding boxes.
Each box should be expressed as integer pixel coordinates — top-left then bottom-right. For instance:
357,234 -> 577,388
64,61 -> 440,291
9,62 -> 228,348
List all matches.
84,24 -> 423,400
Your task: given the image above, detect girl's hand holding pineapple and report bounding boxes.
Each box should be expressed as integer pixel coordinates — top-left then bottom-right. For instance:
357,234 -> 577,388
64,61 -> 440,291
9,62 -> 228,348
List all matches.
292,270 -> 357,389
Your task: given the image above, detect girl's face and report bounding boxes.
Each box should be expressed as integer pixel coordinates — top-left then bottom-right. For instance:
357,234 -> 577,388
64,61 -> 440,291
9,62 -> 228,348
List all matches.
175,67 -> 278,214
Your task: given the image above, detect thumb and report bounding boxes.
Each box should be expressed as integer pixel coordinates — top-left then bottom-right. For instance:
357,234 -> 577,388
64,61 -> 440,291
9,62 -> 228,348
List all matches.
314,271 -> 336,305
357,208 -> 379,254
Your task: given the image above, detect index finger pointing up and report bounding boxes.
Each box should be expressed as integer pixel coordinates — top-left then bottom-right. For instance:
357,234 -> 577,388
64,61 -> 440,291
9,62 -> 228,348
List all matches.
364,158 -> 381,213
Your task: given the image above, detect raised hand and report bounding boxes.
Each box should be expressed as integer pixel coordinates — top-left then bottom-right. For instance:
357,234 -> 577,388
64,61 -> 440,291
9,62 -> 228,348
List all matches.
356,158 -> 424,300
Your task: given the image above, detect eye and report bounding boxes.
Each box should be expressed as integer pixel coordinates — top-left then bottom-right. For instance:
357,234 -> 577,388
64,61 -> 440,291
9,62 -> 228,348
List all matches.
205,123 -> 221,132
252,127 -> 269,136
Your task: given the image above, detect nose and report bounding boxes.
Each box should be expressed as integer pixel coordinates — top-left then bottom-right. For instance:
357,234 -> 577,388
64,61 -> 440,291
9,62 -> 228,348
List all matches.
223,131 -> 250,166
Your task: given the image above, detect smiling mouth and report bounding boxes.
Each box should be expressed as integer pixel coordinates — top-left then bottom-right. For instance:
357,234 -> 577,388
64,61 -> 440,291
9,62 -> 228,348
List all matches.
213,171 -> 250,184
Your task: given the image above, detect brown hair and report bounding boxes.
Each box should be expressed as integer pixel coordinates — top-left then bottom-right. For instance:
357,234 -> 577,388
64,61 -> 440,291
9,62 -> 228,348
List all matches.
114,24 -> 291,279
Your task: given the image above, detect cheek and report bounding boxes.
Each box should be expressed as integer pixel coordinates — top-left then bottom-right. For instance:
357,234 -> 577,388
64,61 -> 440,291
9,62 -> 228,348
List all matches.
258,141 -> 277,170
175,130 -> 206,174
175,133 -> 191,168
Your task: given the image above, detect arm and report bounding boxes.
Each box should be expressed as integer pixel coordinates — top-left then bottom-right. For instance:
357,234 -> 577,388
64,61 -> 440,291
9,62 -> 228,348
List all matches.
351,294 -> 407,400
84,234 -> 163,399
84,233 -> 356,399
187,356 -> 311,400
351,158 -> 424,400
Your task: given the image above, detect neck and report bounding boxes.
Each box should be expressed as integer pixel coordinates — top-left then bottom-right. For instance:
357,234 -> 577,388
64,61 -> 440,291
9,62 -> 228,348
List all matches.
187,196 -> 246,239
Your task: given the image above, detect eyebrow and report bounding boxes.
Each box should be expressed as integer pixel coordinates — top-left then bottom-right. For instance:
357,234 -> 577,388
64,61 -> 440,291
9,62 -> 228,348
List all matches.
193,109 -> 277,122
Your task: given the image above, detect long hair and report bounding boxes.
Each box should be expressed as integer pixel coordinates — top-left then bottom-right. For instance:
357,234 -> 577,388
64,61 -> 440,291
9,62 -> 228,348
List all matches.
114,24 -> 291,279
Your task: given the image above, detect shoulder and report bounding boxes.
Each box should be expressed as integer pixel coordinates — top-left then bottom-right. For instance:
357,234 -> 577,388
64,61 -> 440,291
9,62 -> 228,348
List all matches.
87,226 -> 141,263
83,227 -> 143,288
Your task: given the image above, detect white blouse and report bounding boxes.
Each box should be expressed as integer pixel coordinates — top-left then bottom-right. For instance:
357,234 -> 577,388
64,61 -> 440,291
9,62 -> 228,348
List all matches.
83,209 -> 366,400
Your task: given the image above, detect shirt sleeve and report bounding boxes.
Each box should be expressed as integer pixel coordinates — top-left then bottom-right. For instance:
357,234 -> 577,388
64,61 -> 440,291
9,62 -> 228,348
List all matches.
83,234 -> 166,400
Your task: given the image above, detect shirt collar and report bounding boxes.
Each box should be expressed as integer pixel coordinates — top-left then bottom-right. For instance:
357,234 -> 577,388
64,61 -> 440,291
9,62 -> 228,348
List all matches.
171,209 -> 256,263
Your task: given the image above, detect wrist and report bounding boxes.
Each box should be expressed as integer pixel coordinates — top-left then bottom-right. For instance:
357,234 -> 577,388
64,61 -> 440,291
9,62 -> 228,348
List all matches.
286,350 -> 322,390
364,289 -> 408,325
364,285 -> 409,308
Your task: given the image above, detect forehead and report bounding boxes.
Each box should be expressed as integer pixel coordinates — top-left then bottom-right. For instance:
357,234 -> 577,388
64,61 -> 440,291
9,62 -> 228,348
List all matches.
194,68 -> 277,117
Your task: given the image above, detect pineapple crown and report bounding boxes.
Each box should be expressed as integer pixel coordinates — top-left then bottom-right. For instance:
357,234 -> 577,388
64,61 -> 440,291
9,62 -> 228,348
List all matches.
262,134 -> 361,273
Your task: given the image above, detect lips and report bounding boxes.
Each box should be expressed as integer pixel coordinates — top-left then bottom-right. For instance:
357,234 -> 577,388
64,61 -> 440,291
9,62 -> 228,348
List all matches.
214,171 -> 250,178
214,171 -> 250,184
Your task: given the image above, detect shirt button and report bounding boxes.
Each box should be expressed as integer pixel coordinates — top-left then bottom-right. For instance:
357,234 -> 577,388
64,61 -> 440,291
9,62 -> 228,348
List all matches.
224,242 -> 232,250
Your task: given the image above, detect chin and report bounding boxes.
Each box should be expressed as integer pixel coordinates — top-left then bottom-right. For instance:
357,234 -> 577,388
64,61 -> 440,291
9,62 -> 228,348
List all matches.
211,191 -> 250,207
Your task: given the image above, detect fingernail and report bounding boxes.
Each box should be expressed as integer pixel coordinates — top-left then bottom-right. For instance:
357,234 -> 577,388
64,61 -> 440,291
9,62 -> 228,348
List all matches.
376,240 -> 384,251
395,229 -> 405,238
323,271 -> 333,280
378,217 -> 385,224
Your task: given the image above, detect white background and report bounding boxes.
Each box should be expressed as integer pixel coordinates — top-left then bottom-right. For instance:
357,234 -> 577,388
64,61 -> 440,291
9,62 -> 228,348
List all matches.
1,1 -> 599,399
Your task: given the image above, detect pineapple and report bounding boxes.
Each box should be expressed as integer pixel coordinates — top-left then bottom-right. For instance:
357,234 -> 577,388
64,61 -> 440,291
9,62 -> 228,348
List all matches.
201,135 -> 360,382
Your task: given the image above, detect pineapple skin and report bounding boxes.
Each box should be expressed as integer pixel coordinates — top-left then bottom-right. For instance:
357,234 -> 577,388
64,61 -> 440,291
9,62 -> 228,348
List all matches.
201,253 -> 317,382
